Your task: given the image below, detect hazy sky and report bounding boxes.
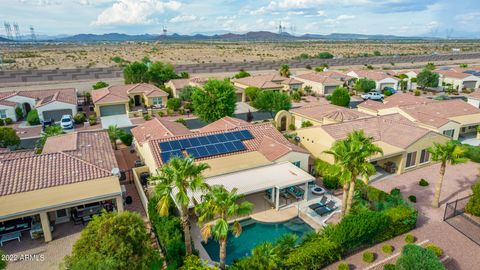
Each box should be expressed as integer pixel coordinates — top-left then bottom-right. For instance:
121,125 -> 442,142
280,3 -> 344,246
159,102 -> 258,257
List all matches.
2,0 -> 479,36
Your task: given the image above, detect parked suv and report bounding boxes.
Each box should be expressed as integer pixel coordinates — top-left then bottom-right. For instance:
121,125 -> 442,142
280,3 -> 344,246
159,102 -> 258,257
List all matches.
361,91 -> 384,100
60,115 -> 74,129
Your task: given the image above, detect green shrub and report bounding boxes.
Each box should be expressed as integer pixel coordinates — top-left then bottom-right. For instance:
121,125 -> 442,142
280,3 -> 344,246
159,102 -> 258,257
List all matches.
383,205 -> 417,237
390,188 -> 401,196
382,244 -> 394,254
384,263 -> 396,270
73,112 -> 86,124
384,89 -> 393,96
288,123 -> 295,131
245,87 -> 260,102
425,244 -> 443,258
291,91 -> 301,102
362,251 -> 375,263
323,175 -> 340,189
419,179 -> 429,187
175,118 -> 187,127
167,98 -> 181,111
396,244 -> 445,270
158,111 -> 165,117
92,81 -> 109,90
143,114 -> 151,121
404,234 -> 415,244
466,181 -> 480,216
118,131 -> 133,146
0,249 -> 6,269
414,90 -> 421,96
284,236 -> 341,269
88,115 -> 96,125
408,195 -> 417,203
301,121 -> 313,128
15,107 -> 23,120
0,119 -> 4,126
338,262 -> 350,270
26,109 -> 40,125
330,87 -> 351,107
4,118 -> 12,125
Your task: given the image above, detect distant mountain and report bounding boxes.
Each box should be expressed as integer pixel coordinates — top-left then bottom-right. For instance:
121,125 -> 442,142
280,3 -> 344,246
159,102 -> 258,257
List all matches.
59,33 -> 159,42
0,36 -> 12,42
301,33 -> 427,40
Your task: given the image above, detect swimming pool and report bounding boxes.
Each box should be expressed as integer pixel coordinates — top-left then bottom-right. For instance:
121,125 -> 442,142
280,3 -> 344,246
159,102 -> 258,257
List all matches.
201,217 -> 313,265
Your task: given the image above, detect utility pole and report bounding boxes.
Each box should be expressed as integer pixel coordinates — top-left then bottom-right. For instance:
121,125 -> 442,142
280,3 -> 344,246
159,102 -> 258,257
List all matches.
30,26 -> 36,42
4,22 -> 13,40
13,22 -> 21,41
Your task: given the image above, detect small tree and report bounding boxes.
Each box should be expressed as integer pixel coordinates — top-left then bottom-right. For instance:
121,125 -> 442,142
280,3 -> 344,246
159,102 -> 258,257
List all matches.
253,91 -> 291,117
15,107 -> 23,120
179,85 -> 198,102
425,62 -> 436,70
167,98 -> 182,111
180,71 -> 190,79
191,79 -> 237,123
0,127 -> 20,148
26,109 -> 40,125
147,61 -> 179,85
396,244 -> 445,270
234,69 -> 251,79
330,86 -> 350,107
92,81 -> 109,90
355,78 -> 376,93
107,125 -> 120,150
64,211 -> 158,270
417,69 -> 439,89
317,52 -> 334,59
123,61 -> 149,84
279,64 -> 290,77
244,87 -> 260,102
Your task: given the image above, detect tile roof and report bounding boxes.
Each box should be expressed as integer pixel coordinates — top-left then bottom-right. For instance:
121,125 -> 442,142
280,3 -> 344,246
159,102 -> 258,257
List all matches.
291,103 -> 369,122
167,77 -> 207,89
434,69 -> 472,79
91,83 -> 167,104
349,70 -> 398,81
295,71 -> 353,85
0,88 -> 77,107
233,74 -> 293,89
467,89 -> 480,99
358,93 -> 435,111
0,131 -> 118,196
198,116 -> 251,133
148,118 -> 308,167
131,117 -> 193,144
321,113 -> 432,149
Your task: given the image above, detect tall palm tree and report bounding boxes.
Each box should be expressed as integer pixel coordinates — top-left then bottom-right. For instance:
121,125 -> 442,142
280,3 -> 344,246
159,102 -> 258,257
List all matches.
195,186 -> 253,269
428,141 -> 467,208
107,125 -> 120,150
324,130 -> 383,215
279,64 -> 290,77
150,157 -> 210,256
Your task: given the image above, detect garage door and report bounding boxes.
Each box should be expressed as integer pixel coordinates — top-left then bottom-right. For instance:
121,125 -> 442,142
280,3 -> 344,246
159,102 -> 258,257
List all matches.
99,104 -> 126,117
43,109 -> 73,122
464,81 -> 477,89
324,86 -> 337,95
380,83 -> 395,90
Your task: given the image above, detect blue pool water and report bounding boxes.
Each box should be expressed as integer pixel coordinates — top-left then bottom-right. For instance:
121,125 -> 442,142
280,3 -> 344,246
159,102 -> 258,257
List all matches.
201,217 -> 313,264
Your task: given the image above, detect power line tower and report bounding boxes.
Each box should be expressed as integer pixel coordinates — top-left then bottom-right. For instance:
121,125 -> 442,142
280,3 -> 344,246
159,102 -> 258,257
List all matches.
162,25 -> 167,37
30,25 -> 36,42
4,22 -> 13,40
445,28 -> 454,40
278,21 -> 283,35
13,22 -> 21,41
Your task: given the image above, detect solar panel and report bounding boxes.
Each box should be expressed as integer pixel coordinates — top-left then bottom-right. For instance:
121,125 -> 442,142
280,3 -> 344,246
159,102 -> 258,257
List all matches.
169,140 -> 181,150
224,132 -> 236,141
232,140 -> 246,151
178,138 -> 191,149
206,145 -> 219,155
159,141 -> 172,152
215,143 -> 228,154
160,150 -> 184,163
189,137 -> 201,147
239,130 -> 253,140
206,135 -> 219,144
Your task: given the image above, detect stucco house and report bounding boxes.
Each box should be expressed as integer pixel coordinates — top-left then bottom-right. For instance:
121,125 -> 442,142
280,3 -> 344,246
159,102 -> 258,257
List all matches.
91,83 -> 168,117
294,71 -> 354,95
347,70 -> 399,91
0,88 -> 78,122
0,131 -> 123,243
232,74 -> 303,102
434,69 -> 480,91
358,93 -> 480,140
466,90 -> 480,108
296,113 -> 449,176
165,77 -> 207,98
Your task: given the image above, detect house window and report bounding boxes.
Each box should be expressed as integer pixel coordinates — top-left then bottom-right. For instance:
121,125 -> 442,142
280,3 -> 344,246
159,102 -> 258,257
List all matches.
443,129 -> 455,138
405,151 -> 417,168
0,110 -> 6,119
152,97 -> 163,106
419,149 -> 430,164
292,161 -> 301,167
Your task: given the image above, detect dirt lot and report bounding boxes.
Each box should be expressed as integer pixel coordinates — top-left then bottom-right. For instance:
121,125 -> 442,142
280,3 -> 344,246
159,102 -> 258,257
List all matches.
2,41 -> 480,70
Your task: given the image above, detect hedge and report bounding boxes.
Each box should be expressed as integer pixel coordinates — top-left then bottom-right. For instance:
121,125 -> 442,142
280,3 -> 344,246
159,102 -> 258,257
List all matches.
396,244 -> 445,270
284,236 -> 341,269
466,181 -> 480,217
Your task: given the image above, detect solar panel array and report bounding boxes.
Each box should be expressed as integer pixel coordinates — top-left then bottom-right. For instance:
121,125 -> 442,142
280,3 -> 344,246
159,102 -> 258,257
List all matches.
159,130 -> 253,163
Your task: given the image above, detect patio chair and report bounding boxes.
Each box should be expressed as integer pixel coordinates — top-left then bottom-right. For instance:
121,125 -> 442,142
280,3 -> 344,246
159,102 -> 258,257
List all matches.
308,196 -> 328,210
314,201 -> 338,216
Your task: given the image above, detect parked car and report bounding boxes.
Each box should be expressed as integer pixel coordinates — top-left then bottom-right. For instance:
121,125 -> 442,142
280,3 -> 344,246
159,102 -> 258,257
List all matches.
60,115 -> 74,129
41,118 -> 54,131
383,87 -> 397,94
361,91 -> 384,100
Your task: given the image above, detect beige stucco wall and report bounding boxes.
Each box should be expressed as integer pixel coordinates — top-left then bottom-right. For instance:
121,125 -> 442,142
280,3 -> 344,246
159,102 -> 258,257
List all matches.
293,77 -> 327,95
135,140 -> 160,175
296,127 -> 335,163
145,96 -> 168,107
275,151 -> 310,172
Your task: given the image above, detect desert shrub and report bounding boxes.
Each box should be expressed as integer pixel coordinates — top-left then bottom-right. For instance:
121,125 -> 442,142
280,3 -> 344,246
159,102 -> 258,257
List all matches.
466,181 -> 480,216
338,262 -> 350,270
390,188 -> 401,196
384,263 -> 396,270
167,98 -> 181,111
175,118 -> 187,127
92,81 -> 109,90
414,90 -> 421,96
408,195 -> 417,203
88,115 -> 96,125
404,234 -> 415,244
382,244 -> 394,254
288,123 -> 295,131
284,236 -> 341,269
158,111 -> 165,117
362,251 -> 375,263
73,112 -> 86,124
419,178 -> 429,186
118,131 -> 133,146
301,121 -> 313,128
396,244 -> 445,270
317,52 -> 334,59
143,114 -> 151,121
425,244 -> 443,258
26,109 -> 40,125
4,118 -> 12,125
291,91 -> 301,102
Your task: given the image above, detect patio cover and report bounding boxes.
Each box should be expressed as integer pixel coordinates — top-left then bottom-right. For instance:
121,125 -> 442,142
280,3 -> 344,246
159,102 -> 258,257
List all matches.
369,141 -> 405,162
180,161 -> 315,208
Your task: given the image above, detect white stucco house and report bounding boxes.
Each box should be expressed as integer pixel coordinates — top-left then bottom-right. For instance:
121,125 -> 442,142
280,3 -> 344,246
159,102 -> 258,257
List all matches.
0,88 -> 78,122
347,70 -> 399,91
434,69 -> 480,91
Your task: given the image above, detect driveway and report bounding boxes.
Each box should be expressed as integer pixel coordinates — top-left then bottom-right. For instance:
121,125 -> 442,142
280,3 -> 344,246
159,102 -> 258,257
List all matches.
100,115 -> 133,129
235,102 -> 257,114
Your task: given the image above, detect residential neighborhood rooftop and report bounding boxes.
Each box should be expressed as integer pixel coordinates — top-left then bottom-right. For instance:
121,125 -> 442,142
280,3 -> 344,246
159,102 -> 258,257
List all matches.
233,74 -> 302,89
0,88 -> 77,107
291,102 -> 369,123
91,83 -> 168,104
131,117 -> 192,144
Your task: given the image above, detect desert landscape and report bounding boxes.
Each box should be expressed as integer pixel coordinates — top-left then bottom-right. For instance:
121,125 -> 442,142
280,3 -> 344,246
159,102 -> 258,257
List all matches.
2,40 -> 480,70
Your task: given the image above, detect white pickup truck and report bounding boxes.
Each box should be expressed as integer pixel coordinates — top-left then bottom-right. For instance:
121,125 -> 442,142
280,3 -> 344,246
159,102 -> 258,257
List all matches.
361,91 -> 384,100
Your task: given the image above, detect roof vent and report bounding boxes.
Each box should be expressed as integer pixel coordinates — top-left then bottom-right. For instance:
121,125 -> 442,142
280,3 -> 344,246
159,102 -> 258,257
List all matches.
111,167 -> 121,176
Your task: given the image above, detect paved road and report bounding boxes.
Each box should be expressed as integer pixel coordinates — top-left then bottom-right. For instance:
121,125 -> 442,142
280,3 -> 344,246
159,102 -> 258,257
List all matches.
2,52 -> 480,84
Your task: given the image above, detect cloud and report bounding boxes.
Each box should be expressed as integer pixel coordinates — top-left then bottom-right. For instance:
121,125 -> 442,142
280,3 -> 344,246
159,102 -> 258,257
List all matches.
323,14 -> 355,26
92,0 -> 181,26
169,14 -> 197,23
19,0 -> 61,6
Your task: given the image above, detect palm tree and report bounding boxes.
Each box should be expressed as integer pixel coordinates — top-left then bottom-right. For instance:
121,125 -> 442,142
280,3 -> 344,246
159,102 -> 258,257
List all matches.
428,141 -> 467,208
324,130 -> 383,215
279,64 -> 290,77
150,157 -> 210,256
195,186 -> 253,269
107,125 -> 120,150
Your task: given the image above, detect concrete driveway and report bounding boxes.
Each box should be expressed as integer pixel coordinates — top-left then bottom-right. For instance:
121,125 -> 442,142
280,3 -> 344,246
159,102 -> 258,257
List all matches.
100,115 -> 133,129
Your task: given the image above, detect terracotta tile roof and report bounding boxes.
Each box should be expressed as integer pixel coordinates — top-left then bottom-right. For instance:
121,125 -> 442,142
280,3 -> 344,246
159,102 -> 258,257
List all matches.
43,133 -> 78,153
92,83 -> 167,104
0,88 -> 77,107
321,114 -> 431,149
198,116 -> 251,133
295,71 -> 352,85
148,119 -> 308,167
281,78 -> 303,85
358,93 -> 435,112
131,117 -> 192,144
434,70 -> 471,79
168,77 -> 207,89
291,103 -> 369,122
0,131 -> 118,196
0,99 -> 16,107
257,136 -> 295,161
467,89 -> 480,99
233,74 -> 289,89
0,149 -> 35,159
349,70 -> 398,81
